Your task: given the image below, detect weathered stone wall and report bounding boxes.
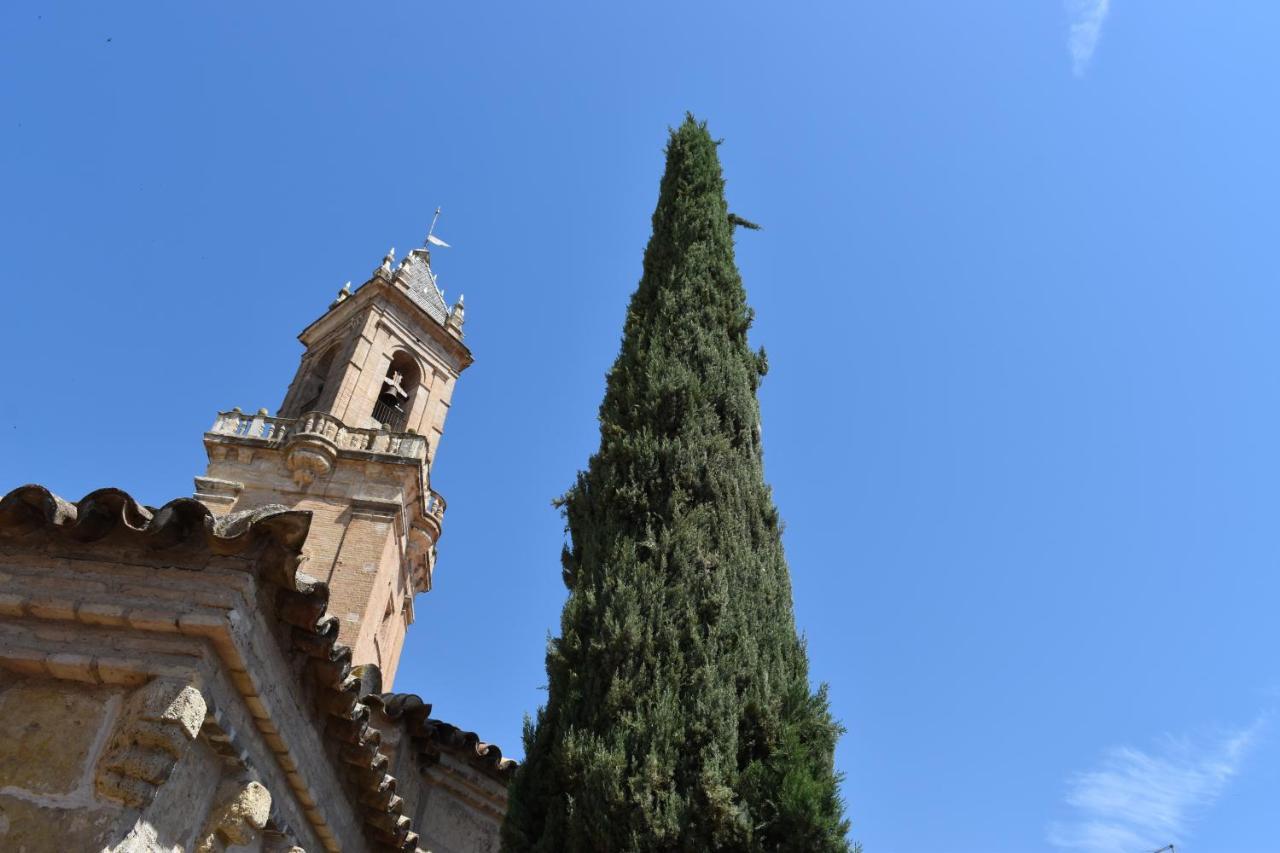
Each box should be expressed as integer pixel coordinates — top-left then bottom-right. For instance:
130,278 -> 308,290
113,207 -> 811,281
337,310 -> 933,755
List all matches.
0,531 -> 351,852
0,674 -> 126,851
414,754 -> 505,853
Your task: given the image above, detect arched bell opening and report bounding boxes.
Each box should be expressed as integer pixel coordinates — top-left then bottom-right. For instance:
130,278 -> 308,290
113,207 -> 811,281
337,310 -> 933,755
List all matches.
372,351 -> 420,432
295,346 -> 337,416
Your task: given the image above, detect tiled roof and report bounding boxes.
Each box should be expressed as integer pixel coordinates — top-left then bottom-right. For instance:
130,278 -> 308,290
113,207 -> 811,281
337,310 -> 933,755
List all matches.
364,693 -> 518,784
395,249 -> 450,325
0,484 -> 308,573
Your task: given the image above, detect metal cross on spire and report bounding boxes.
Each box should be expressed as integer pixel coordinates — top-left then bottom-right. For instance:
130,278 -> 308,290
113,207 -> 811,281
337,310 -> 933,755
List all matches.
425,207 -> 451,249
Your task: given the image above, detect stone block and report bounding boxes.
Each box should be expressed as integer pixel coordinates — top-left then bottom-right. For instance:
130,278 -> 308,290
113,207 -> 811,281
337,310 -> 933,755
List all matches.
26,596 -> 77,622
78,601 -> 128,626
179,609 -> 228,637
126,608 -> 180,633
46,653 -> 99,684
96,657 -> 151,687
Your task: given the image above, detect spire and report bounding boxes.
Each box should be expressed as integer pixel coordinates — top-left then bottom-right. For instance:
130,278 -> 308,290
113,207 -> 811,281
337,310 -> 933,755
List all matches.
447,294 -> 465,335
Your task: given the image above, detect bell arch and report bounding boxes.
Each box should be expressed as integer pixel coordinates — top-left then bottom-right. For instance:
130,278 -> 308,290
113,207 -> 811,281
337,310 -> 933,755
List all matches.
292,344 -> 338,416
371,349 -> 422,432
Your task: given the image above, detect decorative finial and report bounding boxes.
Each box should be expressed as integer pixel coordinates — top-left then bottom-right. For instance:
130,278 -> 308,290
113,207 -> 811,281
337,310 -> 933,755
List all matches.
375,247 -> 396,279
448,293 -> 466,331
330,281 -> 352,309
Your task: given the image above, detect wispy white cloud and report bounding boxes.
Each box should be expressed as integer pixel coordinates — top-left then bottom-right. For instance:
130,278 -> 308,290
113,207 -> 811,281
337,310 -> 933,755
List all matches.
1048,717 -> 1265,853
1066,0 -> 1111,76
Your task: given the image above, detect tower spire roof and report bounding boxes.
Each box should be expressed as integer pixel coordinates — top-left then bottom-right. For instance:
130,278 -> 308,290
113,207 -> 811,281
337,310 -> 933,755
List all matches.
395,246 -> 450,324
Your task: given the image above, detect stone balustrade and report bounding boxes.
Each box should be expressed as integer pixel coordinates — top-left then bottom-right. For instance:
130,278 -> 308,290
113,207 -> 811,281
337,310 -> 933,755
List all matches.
426,490 -> 446,524
210,409 -> 428,461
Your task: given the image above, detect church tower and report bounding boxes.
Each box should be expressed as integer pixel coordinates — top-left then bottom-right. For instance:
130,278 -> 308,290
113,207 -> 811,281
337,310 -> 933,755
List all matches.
195,241 -> 472,688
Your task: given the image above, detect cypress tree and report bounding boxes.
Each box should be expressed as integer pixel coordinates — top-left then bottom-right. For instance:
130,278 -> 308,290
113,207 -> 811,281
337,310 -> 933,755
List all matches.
502,116 -> 850,853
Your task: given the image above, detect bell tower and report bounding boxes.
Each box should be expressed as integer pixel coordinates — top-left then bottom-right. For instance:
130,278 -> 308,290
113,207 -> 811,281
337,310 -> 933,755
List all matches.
195,241 -> 472,688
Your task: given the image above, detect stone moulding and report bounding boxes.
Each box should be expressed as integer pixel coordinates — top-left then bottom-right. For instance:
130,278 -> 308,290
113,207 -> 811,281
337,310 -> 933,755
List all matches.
0,483 -> 495,853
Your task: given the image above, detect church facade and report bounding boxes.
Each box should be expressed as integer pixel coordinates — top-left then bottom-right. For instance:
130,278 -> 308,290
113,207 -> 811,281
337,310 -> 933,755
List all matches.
0,242 -> 512,851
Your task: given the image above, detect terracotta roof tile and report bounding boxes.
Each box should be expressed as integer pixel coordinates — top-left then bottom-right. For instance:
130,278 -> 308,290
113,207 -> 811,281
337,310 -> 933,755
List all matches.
364,692 -> 518,784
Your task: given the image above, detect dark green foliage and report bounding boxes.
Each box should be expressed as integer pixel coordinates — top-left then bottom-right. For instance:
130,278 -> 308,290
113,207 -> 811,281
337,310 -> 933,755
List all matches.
501,116 -> 851,853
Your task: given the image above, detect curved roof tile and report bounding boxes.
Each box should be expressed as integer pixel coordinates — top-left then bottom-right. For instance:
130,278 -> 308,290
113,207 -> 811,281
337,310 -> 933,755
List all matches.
364,692 -> 518,784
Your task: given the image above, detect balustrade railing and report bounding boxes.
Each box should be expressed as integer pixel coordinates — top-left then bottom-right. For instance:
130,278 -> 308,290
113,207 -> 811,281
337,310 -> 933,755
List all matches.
209,409 -> 428,461
426,489 -> 447,523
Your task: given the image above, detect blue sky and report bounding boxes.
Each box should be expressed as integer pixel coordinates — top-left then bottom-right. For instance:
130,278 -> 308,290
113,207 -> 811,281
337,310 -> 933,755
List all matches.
2,2 -> 1278,851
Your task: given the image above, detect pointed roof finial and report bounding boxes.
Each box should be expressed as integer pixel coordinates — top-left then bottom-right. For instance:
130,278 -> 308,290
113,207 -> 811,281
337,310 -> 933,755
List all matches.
376,247 -> 396,278
448,293 -> 466,332
329,281 -> 353,309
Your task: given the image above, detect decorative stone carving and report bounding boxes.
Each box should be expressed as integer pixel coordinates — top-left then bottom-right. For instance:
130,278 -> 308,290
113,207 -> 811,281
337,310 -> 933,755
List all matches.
95,679 -> 207,809
196,778 -> 272,853
283,437 -> 335,488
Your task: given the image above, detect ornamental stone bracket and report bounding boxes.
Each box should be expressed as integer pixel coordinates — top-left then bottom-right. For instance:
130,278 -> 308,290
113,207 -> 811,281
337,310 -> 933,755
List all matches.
283,434 -> 338,489
195,776 -> 272,853
95,678 -> 208,810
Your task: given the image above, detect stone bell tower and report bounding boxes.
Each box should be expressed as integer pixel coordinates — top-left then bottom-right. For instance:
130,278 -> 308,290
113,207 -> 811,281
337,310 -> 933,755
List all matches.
195,242 -> 472,688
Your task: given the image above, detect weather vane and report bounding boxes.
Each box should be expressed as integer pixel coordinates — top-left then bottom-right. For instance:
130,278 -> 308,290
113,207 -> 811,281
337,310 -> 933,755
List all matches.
425,207 -> 451,249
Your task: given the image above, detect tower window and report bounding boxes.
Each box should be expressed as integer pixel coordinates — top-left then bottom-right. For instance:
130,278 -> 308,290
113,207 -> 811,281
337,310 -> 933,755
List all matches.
372,352 -> 419,432
297,347 -> 337,415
